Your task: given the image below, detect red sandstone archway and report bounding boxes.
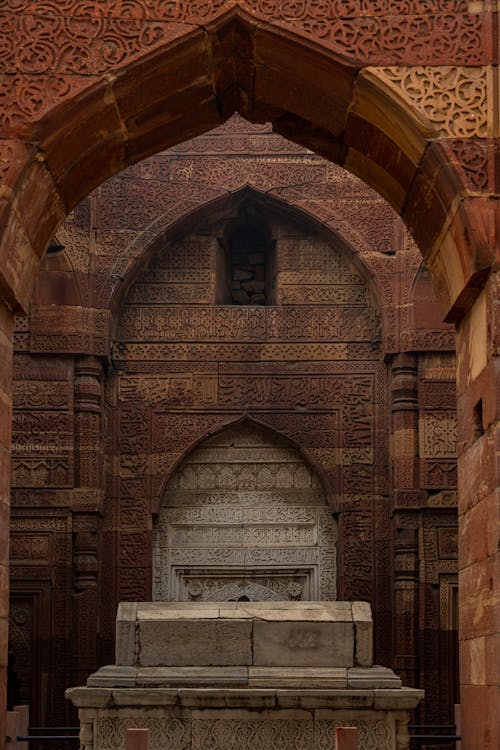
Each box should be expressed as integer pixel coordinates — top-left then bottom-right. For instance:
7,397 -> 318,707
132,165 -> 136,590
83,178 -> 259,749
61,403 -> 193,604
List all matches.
0,10 -> 493,320
1,6 -> 498,749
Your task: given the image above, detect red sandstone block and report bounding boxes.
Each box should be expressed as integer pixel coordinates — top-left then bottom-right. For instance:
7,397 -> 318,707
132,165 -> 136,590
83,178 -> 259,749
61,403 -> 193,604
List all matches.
126,728 -> 149,750
0,342 -> 13,399
457,369 -> 500,456
0,618 -> 8,668
113,29 -> 209,124
9,159 -> 65,256
343,146 -> 406,216
403,163 -> 451,263
453,198 -> 498,268
50,137 -> 126,212
484,633 -> 500,685
459,553 -> 500,640
0,504 -> 9,559
34,267 -> 81,307
254,31 -> 352,135
0,672 -> 6,749
457,436 -> 496,514
442,199 -> 495,323
0,396 -> 12,447
336,726 -> 359,749
123,98 -> 219,168
210,18 -> 254,92
461,684 -> 500,750
0,142 -> 38,191
345,113 -> 416,201
459,491 -> 499,567
41,77 -> 119,180
256,24 -> 354,99
459,638 -> 472,685
0,203 -> 39,313
0,298 -> 14,337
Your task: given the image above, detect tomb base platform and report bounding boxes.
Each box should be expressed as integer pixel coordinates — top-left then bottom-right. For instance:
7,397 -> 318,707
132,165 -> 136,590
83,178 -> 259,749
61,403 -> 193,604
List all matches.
66,602 -> 423,750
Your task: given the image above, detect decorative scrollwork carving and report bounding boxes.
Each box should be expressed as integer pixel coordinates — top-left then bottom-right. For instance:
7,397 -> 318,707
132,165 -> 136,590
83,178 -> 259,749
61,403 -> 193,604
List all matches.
375,66 -> 489,137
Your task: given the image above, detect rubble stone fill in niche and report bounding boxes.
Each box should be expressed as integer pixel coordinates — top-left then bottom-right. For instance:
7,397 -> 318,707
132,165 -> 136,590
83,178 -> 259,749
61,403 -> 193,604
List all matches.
216,204 -> 276,305
153,421 -> 337,602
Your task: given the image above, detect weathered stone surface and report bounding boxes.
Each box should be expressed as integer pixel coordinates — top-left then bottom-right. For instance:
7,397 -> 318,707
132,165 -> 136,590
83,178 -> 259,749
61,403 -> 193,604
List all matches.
116,603 -> 138,666
121,601 -> 364,672
352,601 -> 373,667
138,618 -> 253,666
253,620 -> 354,668
347,668 -> 402,690
87,666 -> 138,688
275,689 -> 375,709
136,667 -> 249,687
248,667 -> 348,688
178,688 -> 276,708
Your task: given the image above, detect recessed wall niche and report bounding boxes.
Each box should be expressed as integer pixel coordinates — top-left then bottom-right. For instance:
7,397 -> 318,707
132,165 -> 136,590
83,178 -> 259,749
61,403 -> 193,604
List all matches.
216,206 -> 276,305
153,421 -> 337,602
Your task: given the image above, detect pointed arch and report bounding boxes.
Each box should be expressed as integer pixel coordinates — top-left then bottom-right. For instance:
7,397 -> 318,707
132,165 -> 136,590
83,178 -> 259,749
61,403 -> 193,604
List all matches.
151,414 -> 336,517
0,9 -> 491,320
152,415 -> 338,602
110,184 -> 385,337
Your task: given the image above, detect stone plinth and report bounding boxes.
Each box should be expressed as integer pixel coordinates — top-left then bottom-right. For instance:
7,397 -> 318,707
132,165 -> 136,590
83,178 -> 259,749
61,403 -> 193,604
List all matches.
66,602 -> 423,750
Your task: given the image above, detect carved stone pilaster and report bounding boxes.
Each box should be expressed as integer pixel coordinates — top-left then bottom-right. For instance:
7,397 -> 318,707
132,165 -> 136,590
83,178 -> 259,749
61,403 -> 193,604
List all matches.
74,356 -> 103,489
72,358 -> 104,691
391,353 -> 419,491
391,355 -> 420,690
72,513 -> 99,592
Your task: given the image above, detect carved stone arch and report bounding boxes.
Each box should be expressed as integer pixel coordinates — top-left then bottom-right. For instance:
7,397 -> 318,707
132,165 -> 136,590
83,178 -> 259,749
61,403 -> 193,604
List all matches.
110,183 -> 386,335
152,416 -> 338,603
151,414 -> 335,517
0,8 -> 492,320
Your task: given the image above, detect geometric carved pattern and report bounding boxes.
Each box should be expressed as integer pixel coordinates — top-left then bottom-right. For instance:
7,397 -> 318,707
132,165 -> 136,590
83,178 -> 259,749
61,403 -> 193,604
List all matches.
193,717 -> 390,750
421,414 -> 457,457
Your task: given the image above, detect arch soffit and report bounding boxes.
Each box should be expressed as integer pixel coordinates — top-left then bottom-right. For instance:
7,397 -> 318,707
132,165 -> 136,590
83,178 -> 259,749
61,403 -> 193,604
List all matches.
109,184 -> 386,325
0,8 -> 493,320
152,414 -> 335,517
